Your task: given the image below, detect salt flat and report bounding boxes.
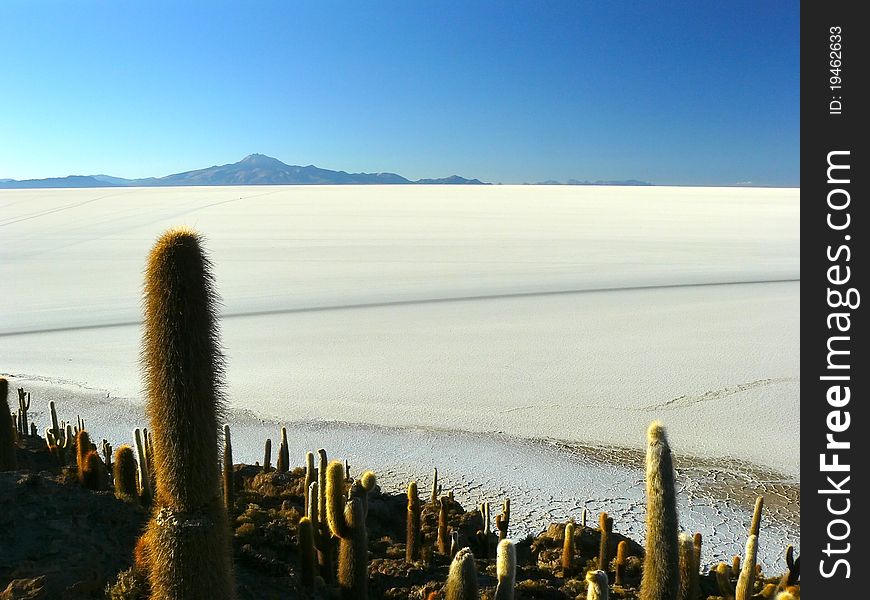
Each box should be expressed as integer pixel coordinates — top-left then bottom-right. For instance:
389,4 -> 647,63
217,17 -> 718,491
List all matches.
0,184 -> 799,564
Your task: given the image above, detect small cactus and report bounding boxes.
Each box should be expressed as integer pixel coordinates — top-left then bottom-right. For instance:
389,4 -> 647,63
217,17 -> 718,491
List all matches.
562,521 -> 575,577
76,430 -> 95,481
496,498 -> 510,541
678,532 -> 699,600
586,570 -> 609,600
49,400 -> 61,445
406,481 -> 422,562
0,378 -> 17,471
494,539 -> 516,600
639,421 -> 680,600
438,496 -> 450,554
326,459 -> 376,600
445,547 -> 478,600
732,555 -> 741,575
102,440 -> 113,482
81,449 -> 108,491
276,427 -> 289,473
714,563 -> 734,597
114,445 -> 139,500
262,438 -> 272,472
615,540 -> 628,586
599,512 -> 613,572
692,533 -> 702,575
430,467 -> 439,506
298,516 -> 317,587
735,534 -> 758,600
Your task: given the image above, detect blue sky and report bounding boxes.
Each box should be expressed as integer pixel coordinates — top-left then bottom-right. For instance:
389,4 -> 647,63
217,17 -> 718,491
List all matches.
0,1 -> 799,186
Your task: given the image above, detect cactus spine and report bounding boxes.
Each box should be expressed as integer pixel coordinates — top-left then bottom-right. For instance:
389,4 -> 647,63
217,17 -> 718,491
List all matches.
599,512 -> 613,571
0,379 -> 17,471
298,516 -> 317,587
326,459 -> 376,600
586,570 -> 609,600
114,445 -> 139,500
639,421 -> 680,600
562,521 -> 575,577
139,227 -> 234,599
735,534 -> 758,600
406,481 -> 422,562
445,547 -> 478,600
494,539 -> 516,600
223,424 -> 234,515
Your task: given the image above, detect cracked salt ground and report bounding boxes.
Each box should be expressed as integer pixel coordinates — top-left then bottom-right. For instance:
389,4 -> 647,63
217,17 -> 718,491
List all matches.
8,376 -> 799,574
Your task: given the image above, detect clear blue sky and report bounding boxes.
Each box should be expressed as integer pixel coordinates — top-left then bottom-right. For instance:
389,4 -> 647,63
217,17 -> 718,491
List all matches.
0,1 -> 799,186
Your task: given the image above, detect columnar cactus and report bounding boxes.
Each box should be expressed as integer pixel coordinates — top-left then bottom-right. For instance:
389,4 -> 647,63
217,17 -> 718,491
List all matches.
134,428 -> 153,504
749,496 -> 763,539
639,421 -> 680,600
496,499 -> 510,541
615,540 -> 628,586
406,481 -> 422,562
586,570 -> 609,600
298,516 -> 317,587
102,440 -> 113,482
735,535 -> 758,600
277,427 -> 289,473
438,496 -> 451,555
562,521 -> 575,577
262,438 -> 272,472
223,424 -> 234,515
430,467 -> 439,506
445,548 -> 478,600
81,449 -> 108,491
714,563 -> 734,597
16,388 -> 30,437
326,459 -> 376,600
479,502 -> 491,558
76,430 -> 95,480
114,445 -> 139,500
304,451 -> 316,515
599,512 -> 613,571
139,227 -> 234,599
692,533 -> 702,576
0,379 -> 17,471
677,532 -> 699,600
494,539 -> 516,600
317,448 -> 334,581
50,400 -> 61,444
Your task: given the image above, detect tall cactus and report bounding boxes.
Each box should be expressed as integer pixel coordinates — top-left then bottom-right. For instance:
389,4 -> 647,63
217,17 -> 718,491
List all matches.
277,427 -> 289,473
639,421 -> 680,600
438,496 -> 450,555
262,438 -> 272,472
326,459 -> 376,600
317,448 -> 334,582
445,547 -> 478,600
298,516 -> 317,587
49,400 -> 61,445
304,451 -> 316,515
0,379 -> 17,471
494,539 -> 516,600
615,540 -> 628,586
406,481 -> 422,562
586,570 -> 609,600
735,534 -> 758,600
16,388 -> 30,437
139,227 -> 234,599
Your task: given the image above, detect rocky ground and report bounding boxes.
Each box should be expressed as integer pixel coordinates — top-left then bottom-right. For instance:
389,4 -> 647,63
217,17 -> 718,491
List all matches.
1,438 -> 797,600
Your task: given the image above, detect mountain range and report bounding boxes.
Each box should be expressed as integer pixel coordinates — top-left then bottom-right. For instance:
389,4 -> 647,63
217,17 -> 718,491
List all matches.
0,154 -> 487,189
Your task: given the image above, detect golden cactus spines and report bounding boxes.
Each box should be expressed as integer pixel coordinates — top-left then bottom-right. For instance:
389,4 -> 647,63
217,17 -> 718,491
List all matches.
326,459 -> 375,599
445,547 -> 478,600
140,227 -> 234,599
81,449 -> 108,491
114,445 -> 139,500
494,539 -> 516,600
586,570 -> 610,600
0,378 -> 17,471
639,421 -> 680,600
